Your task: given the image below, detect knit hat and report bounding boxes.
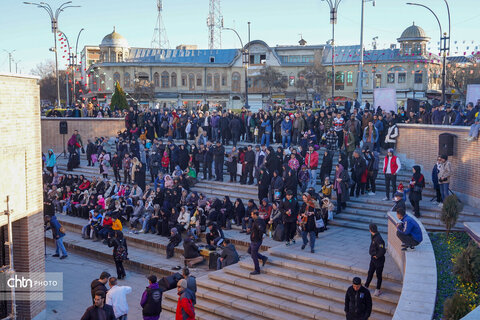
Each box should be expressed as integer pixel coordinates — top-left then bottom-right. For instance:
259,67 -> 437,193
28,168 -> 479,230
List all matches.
387,148 -> 394,154
397,183 -> 404,191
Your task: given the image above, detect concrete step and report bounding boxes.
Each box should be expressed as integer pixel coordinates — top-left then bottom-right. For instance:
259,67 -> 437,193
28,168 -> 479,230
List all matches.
328,219 -> 388,234
218,263 -> 397,316
161,295 -> 227,320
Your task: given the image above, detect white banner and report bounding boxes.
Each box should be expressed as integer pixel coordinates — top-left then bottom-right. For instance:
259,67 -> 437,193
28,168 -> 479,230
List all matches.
466,84 -> 480,105
374,88 -> 397,113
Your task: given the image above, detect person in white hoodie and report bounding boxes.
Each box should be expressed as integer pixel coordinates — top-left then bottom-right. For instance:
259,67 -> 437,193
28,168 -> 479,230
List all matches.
177,205 -> 191,233
106,277 -> 131,320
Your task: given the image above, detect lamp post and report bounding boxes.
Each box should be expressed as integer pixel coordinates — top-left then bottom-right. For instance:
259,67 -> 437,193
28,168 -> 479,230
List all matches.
321,0 -> 342,106
223,26 -> 249,108
406,1 -> 450,104
24,1 -> 80,107
58,28 -> 84,106
73,28 -> 85,105
3,49 -> 16,73
357,0 -> 375,106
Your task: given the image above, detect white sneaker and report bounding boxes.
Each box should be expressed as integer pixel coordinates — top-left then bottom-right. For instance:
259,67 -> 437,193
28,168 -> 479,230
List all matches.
382,197 -> 389,201
438,203 -> 443,208
466,137 -> 474,141
374,289 -> 382,297
368,192 -> 375,196
138,229 -> 145,233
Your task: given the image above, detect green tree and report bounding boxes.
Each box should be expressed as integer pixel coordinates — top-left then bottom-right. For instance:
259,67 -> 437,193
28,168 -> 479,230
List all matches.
443,293 -> 470,320
453,242 -> 480,283
110,81 -> 129,111
440,195 -> 463,237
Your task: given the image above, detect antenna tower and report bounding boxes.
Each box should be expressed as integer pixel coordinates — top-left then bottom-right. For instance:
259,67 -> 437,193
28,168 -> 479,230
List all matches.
207,0 -> 223,49
151,0 -> 170,49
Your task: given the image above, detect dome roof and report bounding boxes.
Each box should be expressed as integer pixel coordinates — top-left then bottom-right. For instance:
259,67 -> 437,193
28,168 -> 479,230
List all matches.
397,23 -> 430,42
100,27 -> 129,48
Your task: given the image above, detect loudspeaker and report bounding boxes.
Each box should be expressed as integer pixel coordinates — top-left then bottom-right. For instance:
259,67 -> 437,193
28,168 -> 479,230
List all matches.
59,121 -> 68,135
439,133 -> 455,156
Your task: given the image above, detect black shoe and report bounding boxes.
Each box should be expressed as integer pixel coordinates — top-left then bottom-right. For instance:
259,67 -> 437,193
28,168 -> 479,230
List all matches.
262,256 -> 268,267
240,230 -> 246,233
311,249 -> 315,253
60,255 -> 68,259
301,244 -> 306,250
250,270 -> 260,275
52,254 -> 60,257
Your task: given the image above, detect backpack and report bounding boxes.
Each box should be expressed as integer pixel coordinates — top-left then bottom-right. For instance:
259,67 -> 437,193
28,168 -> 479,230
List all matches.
114,240 -> 128,261
273,223 -> 285,242
161,120 -> 168,130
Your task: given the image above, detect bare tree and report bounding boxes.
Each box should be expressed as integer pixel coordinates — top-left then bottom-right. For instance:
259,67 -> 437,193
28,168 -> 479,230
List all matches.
31,60 -> 67,104
297,64 -> 328,103
258,66 -> 287,99
446,59 -> 480,103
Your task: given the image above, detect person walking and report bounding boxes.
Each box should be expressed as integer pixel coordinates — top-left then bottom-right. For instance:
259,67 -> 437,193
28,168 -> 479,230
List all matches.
46,215 -> 68,259
305,145 -> 319,190
344,277 -> 372,320
364,224 -> 386,297
106,277 -> 131,320
175,279 -> 195,320
248,210 -> 268,275
81,291 -> 116,320
108,230 -> 128,280
437,154 -> 452,205
409,165 -> 425,217
90,272 -> 111,304
140,275 -> 163,320
383,148 -> 401,201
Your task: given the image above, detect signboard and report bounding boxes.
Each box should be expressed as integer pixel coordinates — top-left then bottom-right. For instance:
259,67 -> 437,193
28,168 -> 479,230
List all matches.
466,84 -> 480,105
374,88 -> 397,113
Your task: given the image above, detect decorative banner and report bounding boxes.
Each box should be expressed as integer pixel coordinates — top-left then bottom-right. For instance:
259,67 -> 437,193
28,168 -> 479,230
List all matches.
374,88 -> 397,113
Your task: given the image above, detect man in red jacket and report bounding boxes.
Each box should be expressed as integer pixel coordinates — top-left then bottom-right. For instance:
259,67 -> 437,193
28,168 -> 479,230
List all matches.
383,148 -> 402,201
305,145 -> 319,189
176,279 -> 195,320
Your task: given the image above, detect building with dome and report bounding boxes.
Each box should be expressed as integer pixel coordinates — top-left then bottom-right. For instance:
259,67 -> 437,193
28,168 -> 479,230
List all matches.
80,24 -> 445,110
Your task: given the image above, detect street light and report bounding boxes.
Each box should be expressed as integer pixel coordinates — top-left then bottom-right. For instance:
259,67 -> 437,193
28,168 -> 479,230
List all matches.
3,49 -> 15,73
24,1 -> 80,107
58,28 -> 84,106
223,26 -> 250,109
321,0 -> 342,106
407,1 -> 450,104
357,0 -> 375,106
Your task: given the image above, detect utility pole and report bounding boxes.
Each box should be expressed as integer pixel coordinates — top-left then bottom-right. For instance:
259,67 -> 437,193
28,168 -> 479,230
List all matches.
3,49 -> 15,73
151,0 -> 170,49
4,196 -> 16,320
357,0 -> 375,106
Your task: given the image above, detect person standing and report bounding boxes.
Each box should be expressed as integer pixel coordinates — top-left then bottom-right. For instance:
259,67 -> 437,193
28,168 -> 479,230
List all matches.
90,272 -> 111,304
364,224 -> 386,297
334,164 -> 349,214
106,277 -> 131,320
350,150 -> 367,198
281,116 -> 292,148
175,279 -> 195,320
140,275 -> 163,320
46,215 -> 68,259
300,193 -> 318,253
45,149 -> 56,173
243,145 -> 255,185
213,141 -> 225,181
81,291 -> 116,320
280,190 -> 298,246
108,230 -> 128,280
409,165 -> 425,217
437,154 -> 452,205
305,145 -> 319,190
344,277 -> 372,320
431,157 -> 442,204
248,210 -> 268,275
383,148 -> 401,201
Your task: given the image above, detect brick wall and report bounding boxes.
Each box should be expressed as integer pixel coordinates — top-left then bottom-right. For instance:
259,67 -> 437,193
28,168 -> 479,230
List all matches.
0,74 -> 45,319
396,124 -> 479,206
41,118 -> 126,153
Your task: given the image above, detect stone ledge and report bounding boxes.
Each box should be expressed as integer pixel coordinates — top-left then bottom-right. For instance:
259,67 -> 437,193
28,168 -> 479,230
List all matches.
397,123 -> 469,132
387,211 -> 437,320
41,117 -> 125,121
461,305 -> 480,320
464,222 -> 480,246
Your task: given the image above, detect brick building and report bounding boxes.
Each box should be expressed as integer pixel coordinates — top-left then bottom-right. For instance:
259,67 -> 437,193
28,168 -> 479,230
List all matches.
0,74 -> 45,319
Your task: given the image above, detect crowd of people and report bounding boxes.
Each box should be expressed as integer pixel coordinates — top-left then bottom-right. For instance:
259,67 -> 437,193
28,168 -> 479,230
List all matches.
41,100 -> 465,320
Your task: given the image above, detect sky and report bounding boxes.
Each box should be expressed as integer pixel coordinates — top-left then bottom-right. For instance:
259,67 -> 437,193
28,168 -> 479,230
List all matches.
0,0 -> 478,74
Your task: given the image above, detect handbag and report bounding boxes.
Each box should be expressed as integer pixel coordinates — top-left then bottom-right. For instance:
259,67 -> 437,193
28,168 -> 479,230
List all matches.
328,211 -> 333,221
236,163 -> 243,176
315,218 -> 325,229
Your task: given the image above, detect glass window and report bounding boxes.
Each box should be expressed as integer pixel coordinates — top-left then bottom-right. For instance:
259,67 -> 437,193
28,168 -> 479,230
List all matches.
214,73 -> 220,91
260,54 -> 266,63
398,72 -> 406,83
302,55 -> 314,63
280,56 -> 288,63
154,72 -> 160,87
375,74 -> 382,88
161,71 -> 169,88
181,73 -> 187,86
196,74 -> 202,86
335,71 -> 344,90
347,71 -> 353,86
414,71 -> 422,84
207,73 -> 212,87
171,72 -> 177,87
113,72 -> 120,86
124,73 -> 130,88
221,74 -> 227,86
387,73 -> 395,83
249,55 -> 255,64
289,56 -> 301,63
189,74 -> 195,90
232,72 -> 241,92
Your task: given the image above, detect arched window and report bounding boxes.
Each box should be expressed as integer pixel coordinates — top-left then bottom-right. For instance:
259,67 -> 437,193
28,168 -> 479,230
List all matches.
124,72 -> 130,88
222,74 -> 227,86
161,71 -> 169,88
113,72 -> 120,86
214,73 -> 220,91
117,52 -> 123,62
335,71 -> 344,90
110,52 -> 116,63
232,72 -> 241,92
388,66 -> 406,84
153,72 -> 160,87
207,73 -> 213,87
188,73 -> 195,90
181,73 -> 187,86
346,71 -> 353,86
414,70 -> 423,84
171,72 -> 177,87
196,73 -> 202,87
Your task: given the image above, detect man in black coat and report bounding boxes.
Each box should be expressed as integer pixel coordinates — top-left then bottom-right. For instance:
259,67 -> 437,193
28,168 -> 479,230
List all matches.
243,145 -> 255,185
213,141 -> 225,181
280,190 -> 299,246
364,223 -> 386,297
81,290 -> 116,320
350,150 -> 367,198
230,116 -> 242,147
345,277 -> 372,320
203,142 -> 214,180
248,210 -> 268,275
219,112 -> 230,145
90,272 -> 110,303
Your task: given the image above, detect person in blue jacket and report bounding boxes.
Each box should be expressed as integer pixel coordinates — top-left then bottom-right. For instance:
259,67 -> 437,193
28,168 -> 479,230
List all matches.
260,114 -> 272,147
46,215 -> 68,259
281,116 -> 293,148
45,149 -> 56,173
395,209 -> 423,251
